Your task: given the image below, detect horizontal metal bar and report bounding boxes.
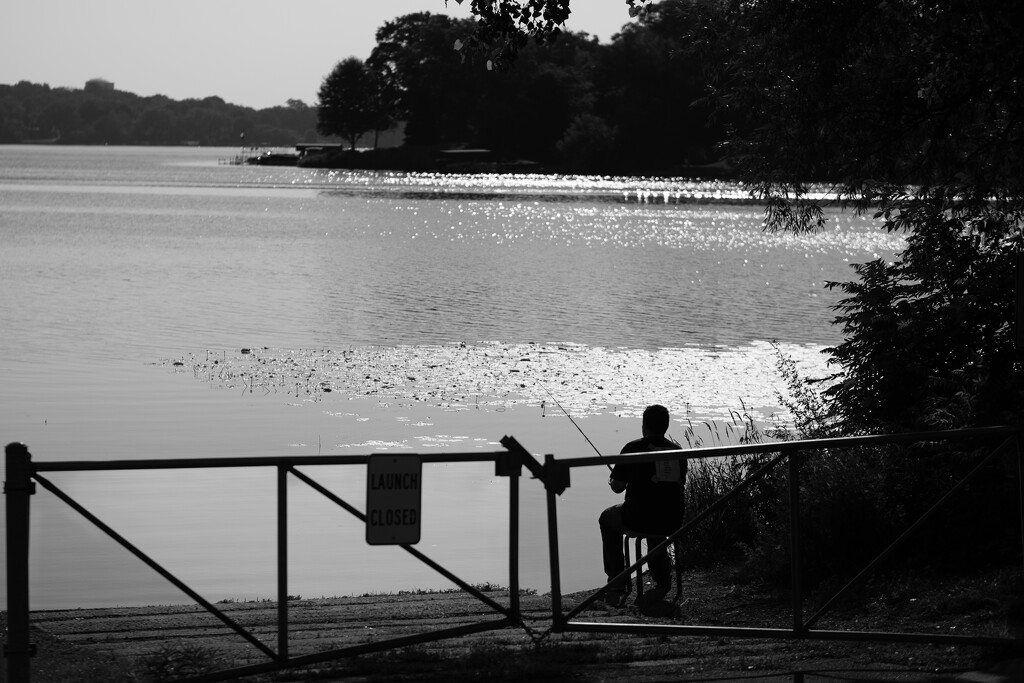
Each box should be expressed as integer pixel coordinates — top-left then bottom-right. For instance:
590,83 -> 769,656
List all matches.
31,451 -> 510,473
566,621 -> 801,639
563,426 -> 1017,469
563,621 -> 1014,647
34,426 -> 1013,474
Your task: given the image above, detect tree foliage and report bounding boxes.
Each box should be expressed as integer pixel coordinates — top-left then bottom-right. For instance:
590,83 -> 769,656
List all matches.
474,31 -> 601,163
369,12 -> 490,147
450,0 -> 650,68
356,8 -> 723,170
0,81 -> 318,145
3,8 -> 727,174
710,0 -> 1024,432
707,0 -> 1024,227
451,0 -> 572,69
592,2 -> 724,173
317,57 -> 385,149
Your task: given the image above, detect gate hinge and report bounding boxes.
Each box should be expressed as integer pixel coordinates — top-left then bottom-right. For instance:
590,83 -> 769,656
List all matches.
3,480 -> 36,494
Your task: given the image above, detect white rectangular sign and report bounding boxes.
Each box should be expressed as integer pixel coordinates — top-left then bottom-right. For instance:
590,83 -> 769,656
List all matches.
366,454 -> 422,545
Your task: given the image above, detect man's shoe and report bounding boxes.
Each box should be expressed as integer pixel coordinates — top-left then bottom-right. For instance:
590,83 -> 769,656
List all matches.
604,584 -> 630,606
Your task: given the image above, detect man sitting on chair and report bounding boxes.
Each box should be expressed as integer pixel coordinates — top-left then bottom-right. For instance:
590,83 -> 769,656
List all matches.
599,404 -> 686,599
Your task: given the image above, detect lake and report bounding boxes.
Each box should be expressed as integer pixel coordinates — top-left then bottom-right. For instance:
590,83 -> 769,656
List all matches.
0,145 -> 903,609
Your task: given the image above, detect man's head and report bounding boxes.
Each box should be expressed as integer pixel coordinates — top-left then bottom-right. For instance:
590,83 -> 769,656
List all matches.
641,404 -> 670,438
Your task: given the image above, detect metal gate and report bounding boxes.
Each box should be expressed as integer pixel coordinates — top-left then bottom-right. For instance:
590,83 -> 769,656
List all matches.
6,426 -> 1022,681
4,436 -> 545,682
542,426 -> 1021,648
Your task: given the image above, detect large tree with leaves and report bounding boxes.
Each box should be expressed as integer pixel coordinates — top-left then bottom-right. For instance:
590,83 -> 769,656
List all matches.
317,57 -> 386,150
369,12 -> 489,147
591,2 -> 724,173
712,0 -> 1024,432
473,31 -> 601,163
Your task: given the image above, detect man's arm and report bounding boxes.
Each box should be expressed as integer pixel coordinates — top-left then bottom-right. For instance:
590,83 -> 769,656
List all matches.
609,458 -> 629,493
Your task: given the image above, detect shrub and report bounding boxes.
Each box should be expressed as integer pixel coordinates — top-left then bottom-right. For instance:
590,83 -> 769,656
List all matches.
683,346 -> 1020,589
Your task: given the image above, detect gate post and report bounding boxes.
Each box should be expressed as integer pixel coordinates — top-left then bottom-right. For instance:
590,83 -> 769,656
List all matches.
1017,432 -> 1024,577
5,442 -> 35,683
789,451 -> 804,633
501,453 -> 522,623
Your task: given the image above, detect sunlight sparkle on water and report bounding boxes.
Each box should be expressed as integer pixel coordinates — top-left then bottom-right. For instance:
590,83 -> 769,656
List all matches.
159,340 -> 832,435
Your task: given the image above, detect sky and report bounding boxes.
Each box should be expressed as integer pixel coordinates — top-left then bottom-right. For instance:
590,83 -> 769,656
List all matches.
1,1 -> 637,111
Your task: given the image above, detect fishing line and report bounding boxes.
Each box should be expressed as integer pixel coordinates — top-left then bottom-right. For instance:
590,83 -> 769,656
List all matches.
540,383 -> 613,471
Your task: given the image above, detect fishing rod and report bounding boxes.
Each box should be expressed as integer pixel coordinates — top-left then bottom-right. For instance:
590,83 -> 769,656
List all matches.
540,384 -> 613,471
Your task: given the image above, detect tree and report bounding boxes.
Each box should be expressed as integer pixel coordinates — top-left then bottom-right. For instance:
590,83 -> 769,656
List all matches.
0,81 -> 317,145
369,12 -> 488,146
132,104 -> 178,145
593,2 -> 723,173
453,0 -> 574,69
556,113 -> 616,173
317,57 -> 381,150
473,31 -> 601,162
0,96 -> 28,142
706,0 -> 1024,432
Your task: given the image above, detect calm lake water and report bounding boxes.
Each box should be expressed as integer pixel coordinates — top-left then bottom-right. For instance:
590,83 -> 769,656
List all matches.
0,146 -> 903,609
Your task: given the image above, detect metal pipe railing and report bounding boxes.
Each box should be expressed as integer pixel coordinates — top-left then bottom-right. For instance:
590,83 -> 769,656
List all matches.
7,425 -> 1021,681
277,463 -> 289,660
5,440 -> 540,682
560,450 -> 790,621
802,434 -> 1018,629
548,426 -> 1022,648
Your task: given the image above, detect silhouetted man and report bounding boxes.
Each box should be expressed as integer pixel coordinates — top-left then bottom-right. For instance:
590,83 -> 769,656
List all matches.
598,404 -> 686,601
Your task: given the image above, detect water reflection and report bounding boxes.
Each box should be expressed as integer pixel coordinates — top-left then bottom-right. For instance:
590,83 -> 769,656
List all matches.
0,147 -> 908,609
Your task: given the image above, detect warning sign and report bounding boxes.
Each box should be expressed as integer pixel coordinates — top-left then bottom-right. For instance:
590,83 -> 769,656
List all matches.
366,454 -> 422,545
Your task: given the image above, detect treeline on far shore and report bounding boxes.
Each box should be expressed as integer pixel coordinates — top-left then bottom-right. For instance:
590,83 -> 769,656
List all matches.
2,5 -> 734,176
0,80 -> 319,147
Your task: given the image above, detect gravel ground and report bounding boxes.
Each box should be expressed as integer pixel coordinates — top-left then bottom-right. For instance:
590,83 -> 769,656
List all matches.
7,567 -> 1023,682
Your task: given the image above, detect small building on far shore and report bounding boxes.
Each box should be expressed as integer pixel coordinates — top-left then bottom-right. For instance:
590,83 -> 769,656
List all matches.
85,78 -> 114,92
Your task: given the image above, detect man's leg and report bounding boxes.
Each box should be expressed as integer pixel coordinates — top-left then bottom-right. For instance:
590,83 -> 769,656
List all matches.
598,504 -> 630,589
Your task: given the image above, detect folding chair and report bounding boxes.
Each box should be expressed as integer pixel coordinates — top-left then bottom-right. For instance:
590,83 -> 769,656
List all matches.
623,531 -> 683,601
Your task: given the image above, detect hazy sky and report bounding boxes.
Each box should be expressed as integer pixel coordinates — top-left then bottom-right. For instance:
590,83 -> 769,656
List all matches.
2,1 -> 636,110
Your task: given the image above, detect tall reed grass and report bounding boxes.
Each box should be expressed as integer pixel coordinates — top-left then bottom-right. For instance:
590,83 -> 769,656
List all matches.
680,344 -> 1020,589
